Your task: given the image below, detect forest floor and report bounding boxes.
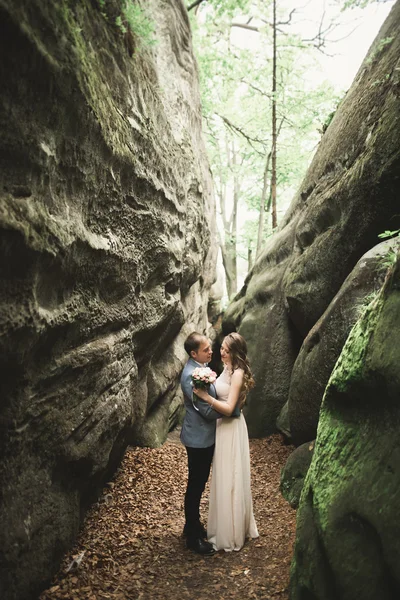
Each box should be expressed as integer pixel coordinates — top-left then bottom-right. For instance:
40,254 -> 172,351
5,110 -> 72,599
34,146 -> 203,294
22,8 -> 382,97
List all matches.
40,431 -> 297,600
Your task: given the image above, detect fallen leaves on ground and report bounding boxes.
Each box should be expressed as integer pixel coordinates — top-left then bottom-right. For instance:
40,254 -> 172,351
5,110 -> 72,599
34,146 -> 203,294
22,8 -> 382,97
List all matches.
40,432 -> 296,600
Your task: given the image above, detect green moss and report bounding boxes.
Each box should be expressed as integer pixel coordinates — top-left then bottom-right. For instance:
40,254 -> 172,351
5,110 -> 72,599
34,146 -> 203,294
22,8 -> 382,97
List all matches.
328,291 -> 384,393
327,253 -> 398,398
296,261 -> 400,529
366,36 -> 395,65
56,0 -> 134,157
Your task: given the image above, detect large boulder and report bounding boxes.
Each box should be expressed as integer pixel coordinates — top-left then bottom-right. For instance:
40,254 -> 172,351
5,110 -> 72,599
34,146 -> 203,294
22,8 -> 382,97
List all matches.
276,400 -> 292,443
224,1 -> 400,436
280,441 -> 315,509
288,239 -> 398,446
224,222 -> 303,437
290,253 -> 400,600
0,1 -> 217,598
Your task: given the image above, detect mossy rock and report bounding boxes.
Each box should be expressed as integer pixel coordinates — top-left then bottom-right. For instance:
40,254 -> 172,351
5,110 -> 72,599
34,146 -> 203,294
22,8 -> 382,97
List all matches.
290,256 -> 400,599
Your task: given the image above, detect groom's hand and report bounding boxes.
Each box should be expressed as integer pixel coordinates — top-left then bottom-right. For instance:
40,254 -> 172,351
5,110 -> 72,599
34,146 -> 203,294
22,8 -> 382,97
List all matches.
193,387 -> 206,400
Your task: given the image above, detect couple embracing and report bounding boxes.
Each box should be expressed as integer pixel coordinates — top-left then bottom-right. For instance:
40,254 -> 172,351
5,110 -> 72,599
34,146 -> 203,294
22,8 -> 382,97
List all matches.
180,331 -> 259,556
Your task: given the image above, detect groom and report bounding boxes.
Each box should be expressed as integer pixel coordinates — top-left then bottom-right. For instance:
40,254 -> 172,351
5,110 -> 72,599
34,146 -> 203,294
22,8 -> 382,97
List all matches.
180,332 -> 223,556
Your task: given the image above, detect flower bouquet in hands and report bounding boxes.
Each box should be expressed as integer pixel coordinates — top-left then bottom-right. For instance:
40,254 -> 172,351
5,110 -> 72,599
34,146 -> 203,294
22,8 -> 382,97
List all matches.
191,367 -> 217,389
191,367 -> 217,411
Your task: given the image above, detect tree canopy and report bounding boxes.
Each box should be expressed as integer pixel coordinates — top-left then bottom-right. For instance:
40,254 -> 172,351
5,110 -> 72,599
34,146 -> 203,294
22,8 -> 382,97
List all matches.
189,0 -> 346,299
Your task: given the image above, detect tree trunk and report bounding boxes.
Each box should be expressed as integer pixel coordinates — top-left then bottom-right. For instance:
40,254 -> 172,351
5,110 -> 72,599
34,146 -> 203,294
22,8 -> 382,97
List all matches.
256,151 -> 272,257
221,243 -> 237,299
271,0 -> 277,229
228,145 -> 239,297
248,247 -> 253,271
218,137 -> 239,299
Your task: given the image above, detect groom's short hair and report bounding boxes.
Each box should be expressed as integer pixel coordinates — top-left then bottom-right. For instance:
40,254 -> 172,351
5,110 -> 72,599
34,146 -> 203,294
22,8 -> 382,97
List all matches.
184,332 -> 205,357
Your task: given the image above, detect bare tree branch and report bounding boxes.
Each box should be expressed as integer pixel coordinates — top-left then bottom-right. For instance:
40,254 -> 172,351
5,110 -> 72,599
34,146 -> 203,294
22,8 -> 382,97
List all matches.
322,21 -> 363,44
216,114 -> 268,154
231,22 -> 259,32
300,8 -> 342,51
202,115 -> 220,144
278,8 -> 296,26
187,0 -> 206,11
233,18 -> 290,34
261,8 -> 296,27
240,79 -> 273,99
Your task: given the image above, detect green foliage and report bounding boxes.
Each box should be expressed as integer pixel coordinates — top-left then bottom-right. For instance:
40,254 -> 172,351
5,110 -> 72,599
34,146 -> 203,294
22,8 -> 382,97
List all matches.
341,0 -> 380,9
123,2 -> 156,45
115,15 -> 126,34
378,228 -> 400,239
201,0 -> 252,19
376,229 -> 400,273
97,0 -> 107,18
380,248 -> 398,270
190,0 -> 340,282
112,1 -> 156,49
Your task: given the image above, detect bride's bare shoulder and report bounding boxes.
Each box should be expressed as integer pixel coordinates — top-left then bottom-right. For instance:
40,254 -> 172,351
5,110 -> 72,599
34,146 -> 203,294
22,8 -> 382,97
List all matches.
232,367 -> 244,380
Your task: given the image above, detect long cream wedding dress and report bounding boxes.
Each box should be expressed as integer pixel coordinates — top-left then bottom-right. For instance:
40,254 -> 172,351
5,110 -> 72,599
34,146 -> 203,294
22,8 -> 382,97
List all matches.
207,366 -> 259,551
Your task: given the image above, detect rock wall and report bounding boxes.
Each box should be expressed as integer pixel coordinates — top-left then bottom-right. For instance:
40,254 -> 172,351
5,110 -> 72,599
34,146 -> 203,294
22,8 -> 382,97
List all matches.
288,239 -> 397,446
0,1 -> 217,598
223,1 -> 400,438
290,254 -> 400,600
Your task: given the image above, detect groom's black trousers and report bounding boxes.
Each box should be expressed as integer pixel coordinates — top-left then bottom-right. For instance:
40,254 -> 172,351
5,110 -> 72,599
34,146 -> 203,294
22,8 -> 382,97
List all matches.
184,444 -> 215,538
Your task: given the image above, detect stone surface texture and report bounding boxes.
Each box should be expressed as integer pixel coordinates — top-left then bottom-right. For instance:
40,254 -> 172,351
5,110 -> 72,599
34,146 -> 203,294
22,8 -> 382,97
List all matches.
288,239 -> 398,446
223,2 -> 400,438
290,255 -> 400,600
280,441 -> 315,509
0,1 -> 217,598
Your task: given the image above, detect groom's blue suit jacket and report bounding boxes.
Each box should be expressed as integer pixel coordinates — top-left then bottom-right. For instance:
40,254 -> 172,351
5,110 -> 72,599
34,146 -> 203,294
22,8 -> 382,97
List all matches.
180,358 -> 222,448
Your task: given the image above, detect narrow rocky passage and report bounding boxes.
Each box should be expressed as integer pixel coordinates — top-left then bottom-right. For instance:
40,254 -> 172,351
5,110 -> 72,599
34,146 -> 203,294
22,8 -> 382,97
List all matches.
40,433 -> 296,600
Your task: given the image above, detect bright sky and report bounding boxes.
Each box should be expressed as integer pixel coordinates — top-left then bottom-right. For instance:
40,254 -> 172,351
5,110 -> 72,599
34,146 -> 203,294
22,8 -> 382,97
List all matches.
228,0 -> 395,91
298,0 -> 395,89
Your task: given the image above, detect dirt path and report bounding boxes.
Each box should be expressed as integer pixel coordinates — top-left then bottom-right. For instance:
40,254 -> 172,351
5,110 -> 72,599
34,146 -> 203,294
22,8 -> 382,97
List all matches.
40,433 -> 296,600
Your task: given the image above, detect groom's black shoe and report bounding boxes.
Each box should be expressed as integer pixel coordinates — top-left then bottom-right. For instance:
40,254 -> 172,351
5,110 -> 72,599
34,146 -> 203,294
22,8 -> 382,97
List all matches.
186,537 -> 215,556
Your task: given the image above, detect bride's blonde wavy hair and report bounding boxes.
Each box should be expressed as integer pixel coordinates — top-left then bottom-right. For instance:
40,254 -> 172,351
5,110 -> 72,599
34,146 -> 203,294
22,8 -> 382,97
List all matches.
224,332 -> 255,408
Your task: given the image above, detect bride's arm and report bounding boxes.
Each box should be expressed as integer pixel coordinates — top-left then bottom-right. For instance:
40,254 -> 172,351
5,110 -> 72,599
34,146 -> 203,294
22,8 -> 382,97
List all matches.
194,369 -> 244,417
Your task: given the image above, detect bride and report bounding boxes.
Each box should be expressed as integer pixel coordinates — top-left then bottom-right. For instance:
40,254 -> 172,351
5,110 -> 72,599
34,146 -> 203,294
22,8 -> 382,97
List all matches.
194,332 -> 259,552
